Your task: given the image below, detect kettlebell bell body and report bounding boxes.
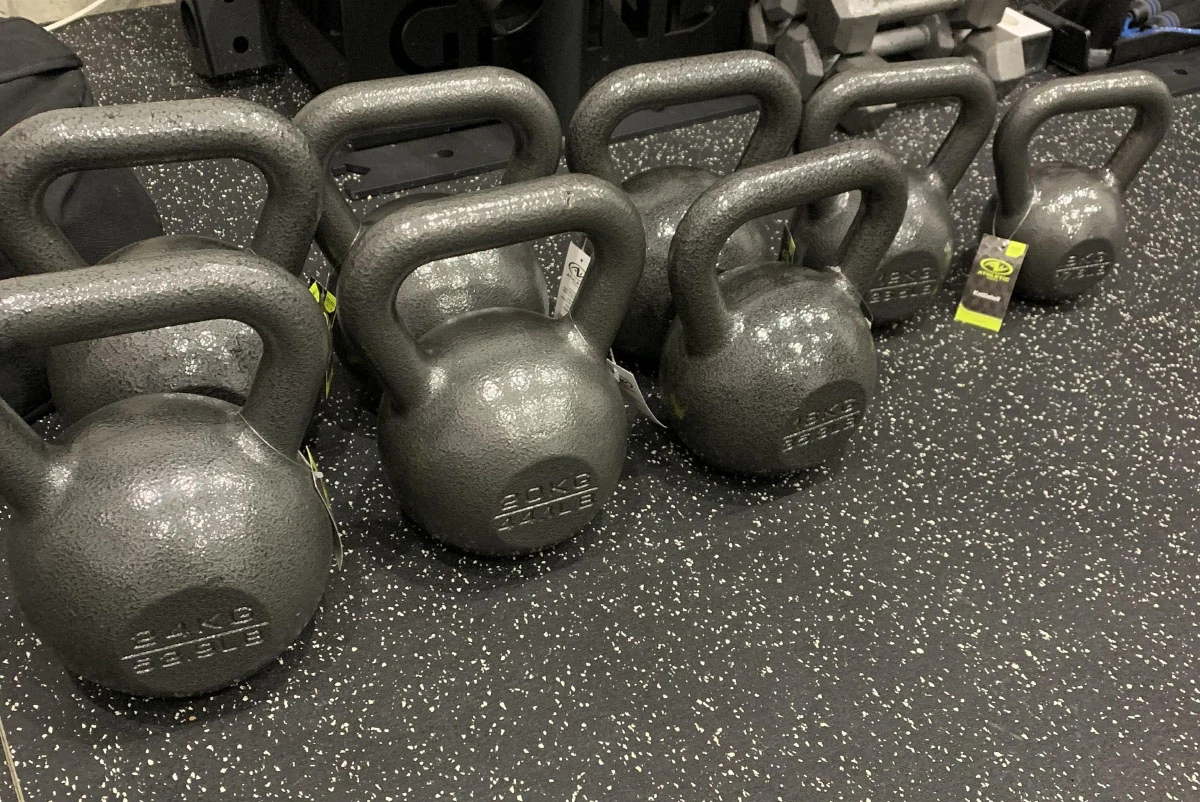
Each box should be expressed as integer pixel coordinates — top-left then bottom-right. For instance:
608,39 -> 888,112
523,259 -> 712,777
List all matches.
982,70 -> 1172,303
567,51 -> 804,362
620,166 -> 775,358
360,193 -> 542,340
338,175 -> 645,556
659,142 -> 909,476
795,59 -> 998,325
0,99 -> 323,424
295,68 -> 560,368
0,252 -> 333,697
52,234 -> 260,411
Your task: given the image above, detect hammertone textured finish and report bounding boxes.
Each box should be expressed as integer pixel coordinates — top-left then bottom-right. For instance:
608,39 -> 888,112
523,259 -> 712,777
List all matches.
338,175 -> 645,555
660,142 -> 908,476
567,51 -> 804,362
795,59 -> 997,325
0,252 -> 333,697
0,98 -> 324,422
47,235 -> 262,420
983,71 -> 1173,302
10,12 -> 1200,798
295,68 -> 559,348
363,193 -> 546,339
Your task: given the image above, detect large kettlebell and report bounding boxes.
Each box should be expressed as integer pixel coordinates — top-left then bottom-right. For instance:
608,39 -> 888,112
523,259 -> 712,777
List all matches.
566,51 -> 804,361
338,174 -> 645,556
0,98 -> 323,423
982,71 -> 1172,302
0,251 -> 333,698
659,141 -> 908,477
295,67 -> 558,354
795,58 -> 997,325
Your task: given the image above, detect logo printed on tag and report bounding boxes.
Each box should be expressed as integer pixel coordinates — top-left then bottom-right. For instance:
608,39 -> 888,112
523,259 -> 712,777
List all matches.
555,241 -> 592,318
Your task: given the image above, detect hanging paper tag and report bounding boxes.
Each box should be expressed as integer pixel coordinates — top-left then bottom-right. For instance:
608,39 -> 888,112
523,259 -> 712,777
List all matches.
309,280 -> 338,397
308,280 -> 338,327
781,222 -> 797,264
305,446 -> 343,570
608,354 -> 665,428
954,235 -> 1028,333
555,240 -> 592,318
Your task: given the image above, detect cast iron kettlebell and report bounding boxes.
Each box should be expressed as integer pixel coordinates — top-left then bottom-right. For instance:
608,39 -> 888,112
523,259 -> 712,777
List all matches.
982,71 -> 1172,302
0,251 -> 334,698
659,141 -> 908,477
795,58 -> 997,325
338,174 -> 645,556
566,51 -> 804,362
295,67 -> 558,355
0,98 -> 323,423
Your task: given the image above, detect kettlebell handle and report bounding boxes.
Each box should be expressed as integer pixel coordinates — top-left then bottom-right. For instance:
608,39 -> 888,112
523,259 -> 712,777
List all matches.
338,174 -> 645,412
669,141 -> 908,356
294,67 -> 563,266
0,98 -> 323,277
799,58 -> 997,197
0,252 -> 330,514
995,70 -> 1173,217
566,51 -> 804,185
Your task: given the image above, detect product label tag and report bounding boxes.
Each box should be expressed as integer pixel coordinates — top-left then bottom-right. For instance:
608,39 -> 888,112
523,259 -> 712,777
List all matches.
309,280 -> 338,397
308,280 -> 338,327
555,241 -> 593,318
781,222 -> 797,264
305,446 -> 343,570
954,235 -> 1028,332
608,353 -> 665,428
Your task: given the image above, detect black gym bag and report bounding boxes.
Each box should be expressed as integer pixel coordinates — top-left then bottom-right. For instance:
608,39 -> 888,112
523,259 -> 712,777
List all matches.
0,17 -> 164,419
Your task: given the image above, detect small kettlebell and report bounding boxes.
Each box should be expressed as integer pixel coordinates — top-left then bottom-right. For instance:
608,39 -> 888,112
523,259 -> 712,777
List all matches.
295,68 -> 559,357
338,174 -> 645,556
0,98 -> 323,424
982,70 -> 1172,302
659,141 -> 908,477
567,51 -> 804,362
795,58 -> 997,325
0,251 -> 333,698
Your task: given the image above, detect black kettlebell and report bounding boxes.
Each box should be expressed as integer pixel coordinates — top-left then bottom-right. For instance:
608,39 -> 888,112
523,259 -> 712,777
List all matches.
0,98 -> 323,424
659,141 -> 908,477
982,71 -> 1172,302
566,51 -> 804,362
0,251 -> 334,698
295,67 -> 559,363
795,58 -> 997,325
338,174 -> 645,556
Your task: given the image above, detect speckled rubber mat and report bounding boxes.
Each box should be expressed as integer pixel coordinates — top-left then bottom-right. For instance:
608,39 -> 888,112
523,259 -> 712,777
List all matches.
0,6 -> 1197,801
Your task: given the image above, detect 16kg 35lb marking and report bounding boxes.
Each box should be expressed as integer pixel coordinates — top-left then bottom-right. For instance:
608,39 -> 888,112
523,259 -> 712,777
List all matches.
782,399 -> 864,452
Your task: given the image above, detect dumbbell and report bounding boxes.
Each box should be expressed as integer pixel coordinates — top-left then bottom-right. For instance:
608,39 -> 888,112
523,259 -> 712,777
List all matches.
776,23 -> 835,98
810,0 -> 1008,54
956,22 -> 1027,86
1150,0 -> 1200,27
764,0 -> 805,22
871,14 -> 955,58
829,52 -> 897,132
1129,0 -> 1193,27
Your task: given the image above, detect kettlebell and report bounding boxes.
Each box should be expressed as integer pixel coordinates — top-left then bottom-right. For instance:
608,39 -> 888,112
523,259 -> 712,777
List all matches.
795,58 -> 997,325
982,71 -> 1172,302
294,67 -> 558,361
659,141 -> 908,477
566,51 -> 804,362
0,251 -> 334,698
338,174 -> 645,556
0,98 -> 323,423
